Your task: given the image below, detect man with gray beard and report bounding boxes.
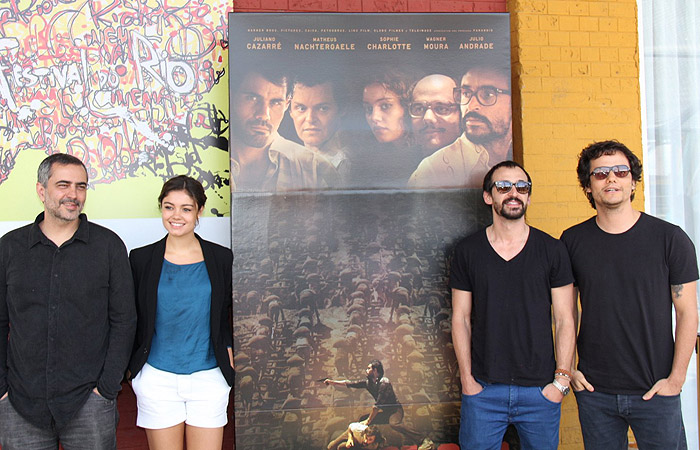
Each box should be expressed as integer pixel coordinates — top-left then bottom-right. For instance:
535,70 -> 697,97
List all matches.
0,153 -> 135,450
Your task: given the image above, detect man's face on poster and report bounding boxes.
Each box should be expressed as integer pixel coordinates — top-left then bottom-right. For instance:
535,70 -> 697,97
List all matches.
365,364 -> 377,380
459,68 -> 512,145
410,74 -> 461,156
231,72 -> 288,148
290,82 -> 343,150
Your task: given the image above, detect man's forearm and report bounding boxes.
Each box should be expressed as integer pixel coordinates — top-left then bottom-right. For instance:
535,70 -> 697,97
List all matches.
552,284 -> 577,378
451,289 -> 475,384
553,311 -> 576,375
668,281 -> 699,386
452,321 -> 473,382
366,405 -> 379,424
669,304 -> 698,385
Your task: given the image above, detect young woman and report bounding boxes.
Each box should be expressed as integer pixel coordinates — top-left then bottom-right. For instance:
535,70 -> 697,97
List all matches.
362,72 -> 410,146
128,175 -> 234,450
355,68 -> 422,188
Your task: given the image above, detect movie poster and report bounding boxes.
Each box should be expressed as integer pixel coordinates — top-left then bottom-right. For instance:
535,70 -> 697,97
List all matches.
229,13 -> 511,449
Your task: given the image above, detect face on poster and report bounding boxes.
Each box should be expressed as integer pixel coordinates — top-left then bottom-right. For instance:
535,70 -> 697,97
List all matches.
228,14 -> 512,192
229,13 -> 510,450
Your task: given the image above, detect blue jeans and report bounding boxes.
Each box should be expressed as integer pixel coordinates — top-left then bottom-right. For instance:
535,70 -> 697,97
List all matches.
0,391 -> 118,450
575,389 -> 686,450
459,381 -> 561,450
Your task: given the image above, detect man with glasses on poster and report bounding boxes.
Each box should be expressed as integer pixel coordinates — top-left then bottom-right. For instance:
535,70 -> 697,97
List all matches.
561,140 -> 698,449
451,160 -> 576,449
408,74 -> 462,159
230,67 -> 338,192
409,64 -> 513,189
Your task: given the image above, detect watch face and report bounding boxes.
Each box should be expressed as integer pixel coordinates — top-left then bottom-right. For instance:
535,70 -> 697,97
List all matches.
553,379 -> 570,395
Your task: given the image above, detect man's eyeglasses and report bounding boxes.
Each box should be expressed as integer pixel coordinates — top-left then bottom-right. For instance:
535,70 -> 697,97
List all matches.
453,86 -> 511,107
491,180 -> 532,194
408,102 -> 459,118
589,165 -> 631,180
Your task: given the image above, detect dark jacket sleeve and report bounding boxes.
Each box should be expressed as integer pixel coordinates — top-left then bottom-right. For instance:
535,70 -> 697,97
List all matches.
205,239 -> 234,386
127,241 -> 163,379
222,248 -> 234,350
0,236 -> 8,397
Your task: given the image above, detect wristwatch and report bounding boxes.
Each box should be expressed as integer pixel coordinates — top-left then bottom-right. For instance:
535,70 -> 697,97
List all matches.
552,378 -> 570,396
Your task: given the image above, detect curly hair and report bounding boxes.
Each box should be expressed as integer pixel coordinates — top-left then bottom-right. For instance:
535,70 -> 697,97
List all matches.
576,140 -> 642,209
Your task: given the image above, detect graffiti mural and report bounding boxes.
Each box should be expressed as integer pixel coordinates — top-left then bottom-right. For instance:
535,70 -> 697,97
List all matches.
0,0 -> 232,218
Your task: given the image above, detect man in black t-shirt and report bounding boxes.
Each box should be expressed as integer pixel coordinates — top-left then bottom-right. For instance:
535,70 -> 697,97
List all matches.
561,140 -> 698,449
451,160 -> 576,449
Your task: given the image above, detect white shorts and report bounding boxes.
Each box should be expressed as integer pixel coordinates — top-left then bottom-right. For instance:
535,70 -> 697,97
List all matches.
132,363 -> 231,429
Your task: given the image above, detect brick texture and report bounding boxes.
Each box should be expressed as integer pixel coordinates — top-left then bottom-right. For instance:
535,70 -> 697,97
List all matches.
509,0 -> 642,241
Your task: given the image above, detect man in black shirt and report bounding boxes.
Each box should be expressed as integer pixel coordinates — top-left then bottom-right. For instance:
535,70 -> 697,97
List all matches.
0,153 -> 136,449
561,140 -> 698,449
451,160 -> 576,449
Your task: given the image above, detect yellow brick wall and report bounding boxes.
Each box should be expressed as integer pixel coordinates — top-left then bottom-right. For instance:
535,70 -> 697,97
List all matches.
509,0 -> 644,238
509,1 -> 643,449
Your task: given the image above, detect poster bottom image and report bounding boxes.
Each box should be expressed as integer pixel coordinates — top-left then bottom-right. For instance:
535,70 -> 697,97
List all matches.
232,190 -> 490,449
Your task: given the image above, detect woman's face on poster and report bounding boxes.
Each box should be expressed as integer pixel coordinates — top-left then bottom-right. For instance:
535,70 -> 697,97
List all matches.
362,83 -> 406,143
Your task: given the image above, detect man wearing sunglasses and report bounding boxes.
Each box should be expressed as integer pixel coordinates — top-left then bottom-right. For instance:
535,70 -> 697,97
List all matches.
451,160 -> 577,449
561,140 -> 698,449
408,64 -> 513,189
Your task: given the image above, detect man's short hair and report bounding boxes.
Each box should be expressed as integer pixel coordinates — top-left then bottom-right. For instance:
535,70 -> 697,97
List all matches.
461,61 -> 511,90
291,71 -> 348,107
576,140 -> 643,209
37,153 -> 88,187
482,160 -> 532,194
368,359 -> 384,379
233,66 -> 290,97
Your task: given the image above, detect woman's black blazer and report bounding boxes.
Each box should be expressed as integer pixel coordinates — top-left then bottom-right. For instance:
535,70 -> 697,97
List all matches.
127,234 -> 234,386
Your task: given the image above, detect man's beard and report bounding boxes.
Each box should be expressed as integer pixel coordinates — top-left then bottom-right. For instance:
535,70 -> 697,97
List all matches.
463,112 -> 508,145
495,196 -> 526,220
234,118 -> 273,148
46,197 -> 83,222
